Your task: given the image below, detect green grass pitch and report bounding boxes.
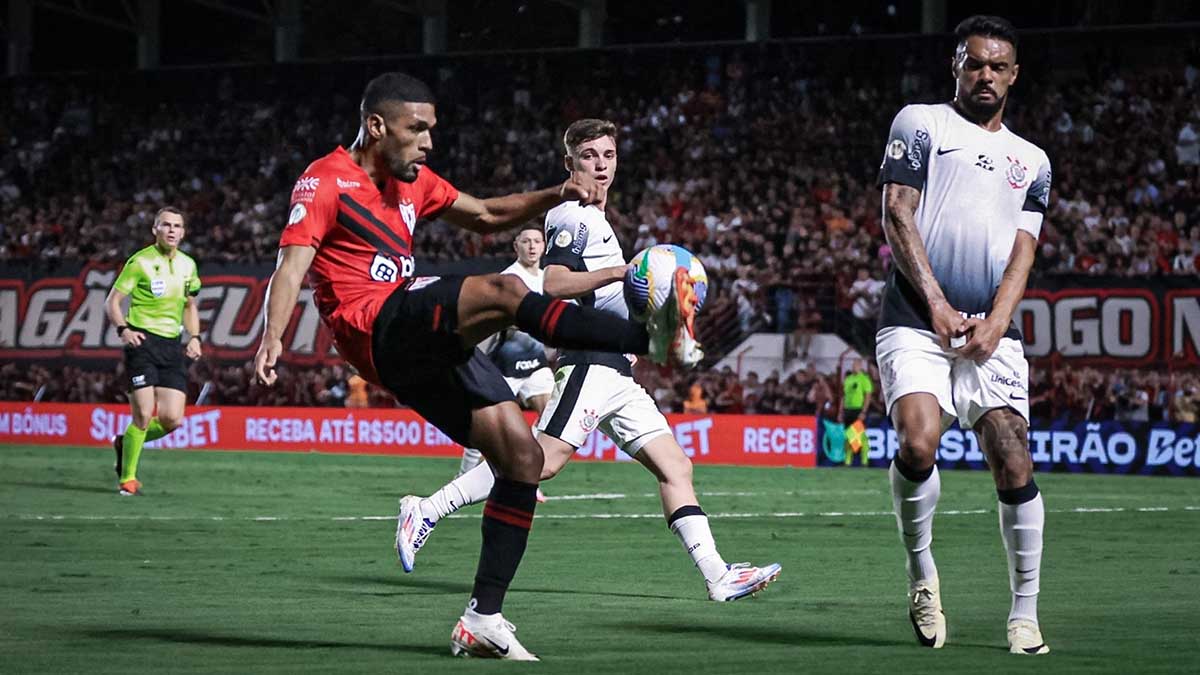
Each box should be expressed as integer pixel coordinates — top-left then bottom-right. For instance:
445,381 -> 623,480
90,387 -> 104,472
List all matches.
2,445 -> 1198,673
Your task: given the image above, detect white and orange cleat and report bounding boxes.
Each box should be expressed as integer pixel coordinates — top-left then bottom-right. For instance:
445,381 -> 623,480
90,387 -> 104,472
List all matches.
647,268 -> 704,369
450,609 -> 539,661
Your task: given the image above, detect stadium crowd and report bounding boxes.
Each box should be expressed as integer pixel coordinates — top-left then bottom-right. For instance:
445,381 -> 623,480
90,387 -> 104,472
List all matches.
3,358 -> 1199,424
2,37 -> 1199,420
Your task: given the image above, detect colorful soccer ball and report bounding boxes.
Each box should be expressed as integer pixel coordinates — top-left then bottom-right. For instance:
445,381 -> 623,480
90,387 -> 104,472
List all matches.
623,244 -> 708,322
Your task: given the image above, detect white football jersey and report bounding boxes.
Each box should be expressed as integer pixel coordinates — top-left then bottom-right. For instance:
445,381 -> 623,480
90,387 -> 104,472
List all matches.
502,260 -> 544,294
542,201 -> 627,318
541,201 -> 632,374
877,102 -> 1051,336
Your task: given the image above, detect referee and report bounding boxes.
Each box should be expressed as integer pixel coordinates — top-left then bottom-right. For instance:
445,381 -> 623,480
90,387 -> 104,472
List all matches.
104,206 -> 203,496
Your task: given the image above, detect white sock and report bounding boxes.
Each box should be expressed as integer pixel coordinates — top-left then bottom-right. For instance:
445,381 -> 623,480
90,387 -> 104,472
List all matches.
890,460 -> 941,583
1000,489 -> 1044,624
459,447 -> 483,476
668,509 -> 728,583
422,460 -> 495,522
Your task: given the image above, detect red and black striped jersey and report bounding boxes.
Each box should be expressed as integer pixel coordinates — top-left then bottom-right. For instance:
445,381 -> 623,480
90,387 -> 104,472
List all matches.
279,146 -> 459,384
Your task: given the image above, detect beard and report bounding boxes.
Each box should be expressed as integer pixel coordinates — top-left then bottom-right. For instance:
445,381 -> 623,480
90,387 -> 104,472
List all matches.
958,86 -> 1006,121
391,158 -> 420,183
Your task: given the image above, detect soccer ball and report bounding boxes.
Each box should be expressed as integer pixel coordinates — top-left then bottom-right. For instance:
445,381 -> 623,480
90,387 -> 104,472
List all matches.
623,244 -> 708,322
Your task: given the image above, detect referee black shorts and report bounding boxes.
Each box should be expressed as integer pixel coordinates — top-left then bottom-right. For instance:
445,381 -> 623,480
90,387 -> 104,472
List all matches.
371,276 -> 515,447
124,326 -> 188,393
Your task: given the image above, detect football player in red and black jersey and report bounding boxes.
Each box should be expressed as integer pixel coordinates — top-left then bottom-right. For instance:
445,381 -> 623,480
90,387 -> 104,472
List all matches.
252,72 -> 674,660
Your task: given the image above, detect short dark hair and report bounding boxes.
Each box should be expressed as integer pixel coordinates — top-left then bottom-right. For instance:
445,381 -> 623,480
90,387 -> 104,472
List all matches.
361,72 -> 435,118
154,206 -> 185,227
515,223 -> 544,238
563,118 -> 617,156
955,15 -> 1018,50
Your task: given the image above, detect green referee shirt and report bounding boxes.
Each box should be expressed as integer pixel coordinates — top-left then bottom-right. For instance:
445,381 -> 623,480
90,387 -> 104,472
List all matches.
843,371 -> 874,410
113,245 -> 201,339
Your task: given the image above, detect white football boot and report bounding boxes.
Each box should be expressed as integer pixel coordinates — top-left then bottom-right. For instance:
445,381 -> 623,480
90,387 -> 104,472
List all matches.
395,495 -> 436,573
706,562 -> 783,601
647,268 -> 704,368
908,576 -> 947,648
450,610 -> 539,661
1007,618 -> 1050,655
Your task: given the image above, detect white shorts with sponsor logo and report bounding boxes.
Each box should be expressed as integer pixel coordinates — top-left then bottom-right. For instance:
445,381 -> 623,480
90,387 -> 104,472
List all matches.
536,364 -> 672,456
876,326 -> 1030,429
504,367 -> 554,407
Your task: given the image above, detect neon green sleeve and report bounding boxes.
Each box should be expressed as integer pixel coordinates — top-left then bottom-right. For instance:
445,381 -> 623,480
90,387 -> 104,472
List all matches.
113,256 -> 142,295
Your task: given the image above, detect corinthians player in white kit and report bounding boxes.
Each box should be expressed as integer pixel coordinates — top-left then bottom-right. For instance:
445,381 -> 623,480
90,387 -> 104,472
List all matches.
877,16 -> 1052,654
453,226 -> 555,503
398,119 -> 781,602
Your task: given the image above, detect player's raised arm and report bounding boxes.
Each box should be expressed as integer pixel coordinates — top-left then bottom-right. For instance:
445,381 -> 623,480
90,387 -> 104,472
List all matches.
254,245 -> 316,385
440,172 -> 603,235
879,105 -> 965,348
542,264 -> 628,299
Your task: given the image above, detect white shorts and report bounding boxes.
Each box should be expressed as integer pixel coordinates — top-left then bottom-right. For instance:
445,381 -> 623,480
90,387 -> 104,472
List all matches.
536,364 -> 672,456
876,326 -> 1030,429
504,367 -> 554,407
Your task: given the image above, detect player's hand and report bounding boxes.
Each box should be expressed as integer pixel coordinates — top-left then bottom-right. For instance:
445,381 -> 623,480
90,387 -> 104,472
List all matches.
929,300 -> 967,350
560,172 -> 605,206
121,329 -> 146,347
959,316 -> 1006,363
185,336 -> 203,361
254,338 -> 283,386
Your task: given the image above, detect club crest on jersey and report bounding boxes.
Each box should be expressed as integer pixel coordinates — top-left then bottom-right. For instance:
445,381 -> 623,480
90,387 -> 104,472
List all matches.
292,175 -> 320,203
398,199 -> 417,235
1006,156 -> 1029,189
150,279 -> 166,297
580,408 -> 599,433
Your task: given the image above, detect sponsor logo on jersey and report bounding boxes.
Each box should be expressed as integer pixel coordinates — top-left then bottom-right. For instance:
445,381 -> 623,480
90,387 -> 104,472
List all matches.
398,199 -> 417,235
292,176 -> 320,203
369,254 -> 399,283
336,177 -> 361,189
976,154 -> 995,171
514,359 -> 542,372
908,130 -> 929,171
1006,155 -> 1029,189
287,203 -> 307,225
571,223 -> 588,255
150,279 -> 166,297
580,408 -> 598,433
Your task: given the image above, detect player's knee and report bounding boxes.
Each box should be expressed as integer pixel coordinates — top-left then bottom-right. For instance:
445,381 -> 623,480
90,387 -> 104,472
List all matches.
661,453 -> 694,486
897,432 -> 939,467
159,415 -> 183,432
130,411 -> 152,429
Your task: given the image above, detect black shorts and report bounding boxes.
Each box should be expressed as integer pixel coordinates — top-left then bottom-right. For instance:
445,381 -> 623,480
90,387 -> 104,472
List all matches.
372,276 -> 515,446
124,327 -> 188,393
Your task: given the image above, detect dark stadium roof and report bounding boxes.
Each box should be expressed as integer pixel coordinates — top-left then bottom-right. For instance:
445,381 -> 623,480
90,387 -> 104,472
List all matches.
7,0 -> 1200,75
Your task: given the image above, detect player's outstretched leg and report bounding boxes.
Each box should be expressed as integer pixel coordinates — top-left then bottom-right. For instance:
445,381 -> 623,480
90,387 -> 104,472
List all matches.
975,409 -> 1049,655
456,274 -> 664,362
634,435 -> 781,601
890,394 -> 946,648
447,402 -> 542,660
396,460 -> 495,572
